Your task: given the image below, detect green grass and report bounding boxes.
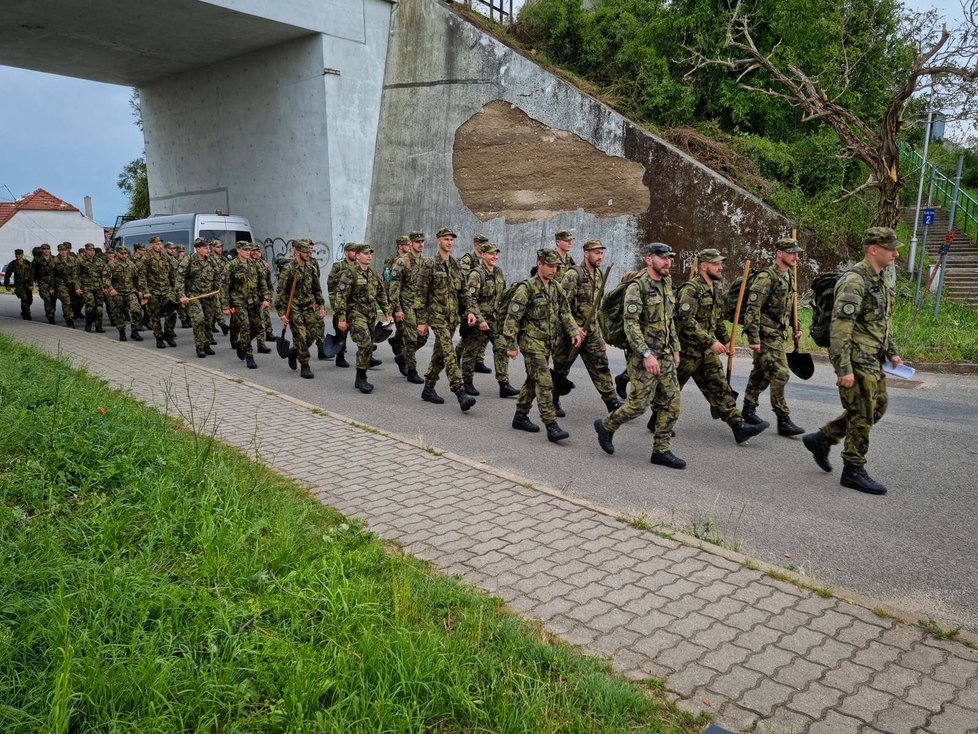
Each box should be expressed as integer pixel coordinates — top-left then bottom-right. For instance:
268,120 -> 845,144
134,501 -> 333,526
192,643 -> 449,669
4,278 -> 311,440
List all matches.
0,335 -> 705,733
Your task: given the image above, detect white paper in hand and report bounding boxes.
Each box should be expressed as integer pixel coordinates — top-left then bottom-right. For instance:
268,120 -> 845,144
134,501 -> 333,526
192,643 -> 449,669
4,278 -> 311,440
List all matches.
883,360 -> 915,380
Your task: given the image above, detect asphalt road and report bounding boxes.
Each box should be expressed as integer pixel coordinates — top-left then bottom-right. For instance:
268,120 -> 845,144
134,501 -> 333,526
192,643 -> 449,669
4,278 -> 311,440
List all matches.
4,293 -> 976,632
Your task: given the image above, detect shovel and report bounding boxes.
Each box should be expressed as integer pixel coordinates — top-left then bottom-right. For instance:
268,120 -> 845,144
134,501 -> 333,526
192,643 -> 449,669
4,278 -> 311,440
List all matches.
276,272 -> 299,359
787,262 -> 815,380
713,259 -> 751,419
159,289 -> 219,317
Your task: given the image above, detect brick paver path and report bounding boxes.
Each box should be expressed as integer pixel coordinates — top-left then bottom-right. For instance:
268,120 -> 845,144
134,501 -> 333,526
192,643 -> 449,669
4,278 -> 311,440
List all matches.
6,320 -> 978,734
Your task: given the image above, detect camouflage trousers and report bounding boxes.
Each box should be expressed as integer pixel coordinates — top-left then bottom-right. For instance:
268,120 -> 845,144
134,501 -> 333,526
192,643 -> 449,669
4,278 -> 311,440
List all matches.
348,311 -> 376,370
53,285 -> 75,323
677,348 -> 741,426
821,368 -> 888,467
398,311 -> 428,372
288,305 -> 322,365
743,336 -> 791,417
424,322 -> 464,392
187,296 -> 218,347
603,352 -> 680,453
40,290 -> 57,322
14,286 -> 33,318
552,330 -> 616,403
459,327 -> 509,384
145,295 -> 175,340
82,286 -> 104,326
516,350 -> 558,424
108,292 -> 141,330
331,314 -> 349,357
256,305 -> 272,348
230,302 -> 262,358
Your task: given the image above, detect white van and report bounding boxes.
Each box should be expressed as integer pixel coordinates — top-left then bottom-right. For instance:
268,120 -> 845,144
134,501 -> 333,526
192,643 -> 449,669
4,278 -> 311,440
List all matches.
110,213 -> 254,251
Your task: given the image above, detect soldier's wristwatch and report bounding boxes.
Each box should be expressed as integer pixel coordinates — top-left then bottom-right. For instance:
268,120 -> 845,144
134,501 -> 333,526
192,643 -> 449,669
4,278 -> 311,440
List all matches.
642,350 -> 653,359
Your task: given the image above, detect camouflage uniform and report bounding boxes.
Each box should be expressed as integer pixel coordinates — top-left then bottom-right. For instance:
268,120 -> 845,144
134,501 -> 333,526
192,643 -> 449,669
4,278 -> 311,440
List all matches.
33,248 -> 57,323
332,248 -> 390,370
327,246 -> 358,363
389,246 -> 429,376
552,253 -> 617,406
460,253 -> 510,386
4,253 -> 33,319
221,243 -> 270,359
78,247 -> 108,331
51,246 -> 81,325
501,254 -> 581,426
162,246 -> 179,338
106,249 -> 142,334
176,248 -> 221,348
142,247 -> 174,341
130,246 -> 150,328
255,253 -> 274,349
600,265 -> 682,454
742,263 -> 795,417
415,247 -> 467,393
276,249 -> 325,367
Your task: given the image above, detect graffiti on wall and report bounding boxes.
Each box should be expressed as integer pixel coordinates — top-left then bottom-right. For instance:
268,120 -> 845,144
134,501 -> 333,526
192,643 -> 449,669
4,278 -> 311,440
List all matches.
259,237 -> 348,295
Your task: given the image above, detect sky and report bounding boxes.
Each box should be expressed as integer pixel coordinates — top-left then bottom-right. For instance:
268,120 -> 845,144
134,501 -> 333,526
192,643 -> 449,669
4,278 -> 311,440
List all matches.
0,0 -> 965,227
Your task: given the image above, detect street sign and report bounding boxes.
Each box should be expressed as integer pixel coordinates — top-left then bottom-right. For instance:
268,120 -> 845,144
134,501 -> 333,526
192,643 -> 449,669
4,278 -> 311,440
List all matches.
923,207 -> 935,226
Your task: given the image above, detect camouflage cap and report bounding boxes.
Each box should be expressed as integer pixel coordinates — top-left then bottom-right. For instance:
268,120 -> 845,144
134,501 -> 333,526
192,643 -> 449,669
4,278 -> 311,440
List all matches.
408,231 -> 425,242
357,243 -> 374,254
14,248 -> 23,255
697,248 -> 725,263
395,235 -> 410,245
193,238 -> 209,248
478,242 -> 500,254
554,230 -> 574,241
775,238 -> 803,253
235,240 -> 251,250
175,245 -> 185,253
83,242 -> 95,250
863,226 -> 901,250
436,227 -> 457,238
344,241 -> 360,252
473,234 -> 490,244
645,242 -> 674,257
164,241 -> 176,249
583,239 -> 605,251
148,236 -> 162,244
537,248 -> 560,265
293,240 -> 312,253
210,239 -> 222,247
63,241 -> 73,248
133,243 -> 145,251
40,243 -> 51,249
57,243 -> 69,251
115,245 -> 128,255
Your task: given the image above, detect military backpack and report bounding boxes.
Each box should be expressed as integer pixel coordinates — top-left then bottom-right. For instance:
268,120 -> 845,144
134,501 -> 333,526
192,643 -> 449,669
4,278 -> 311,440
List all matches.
598,270 -> 644,350
723,270 -> 759,325
809,272 -> 843,348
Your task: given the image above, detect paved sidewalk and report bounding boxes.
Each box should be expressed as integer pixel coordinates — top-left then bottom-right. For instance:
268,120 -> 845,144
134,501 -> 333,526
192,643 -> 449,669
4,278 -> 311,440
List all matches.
6,319 -> 978,734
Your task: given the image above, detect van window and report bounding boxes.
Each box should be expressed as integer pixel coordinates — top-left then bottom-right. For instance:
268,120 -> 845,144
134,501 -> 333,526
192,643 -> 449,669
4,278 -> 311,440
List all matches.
199,230 -> 254,250
121,230 -> 191,248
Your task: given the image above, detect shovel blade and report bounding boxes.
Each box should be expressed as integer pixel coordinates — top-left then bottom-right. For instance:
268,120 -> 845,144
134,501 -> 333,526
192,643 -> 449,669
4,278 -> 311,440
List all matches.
787,349 -> 815,380
276,328 -> 291,359
159,299 -> 180,317
322,332 -> 343,358
372,321 -> 394,343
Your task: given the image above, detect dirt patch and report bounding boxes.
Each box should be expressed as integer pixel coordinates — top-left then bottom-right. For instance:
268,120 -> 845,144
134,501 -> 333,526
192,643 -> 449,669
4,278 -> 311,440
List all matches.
453,100 -> 649,224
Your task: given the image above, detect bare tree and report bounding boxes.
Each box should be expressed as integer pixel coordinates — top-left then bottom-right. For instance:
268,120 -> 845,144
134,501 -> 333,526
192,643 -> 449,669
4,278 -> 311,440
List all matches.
686,0 -> 978,227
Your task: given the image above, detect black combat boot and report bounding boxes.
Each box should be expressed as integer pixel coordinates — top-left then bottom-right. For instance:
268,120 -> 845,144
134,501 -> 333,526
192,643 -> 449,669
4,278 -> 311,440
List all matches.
406,369 -> 425,385
212,324 -> 220,333
65,320 -> 75,329
118,329 -> 127,342
777,415 -> 805,437
245,356 -> 257,369
288,348 -> 298,371
614,371 -> 628,400
355,369 -> 374,394
368,356 -> 382,367
335,353 -> 350,368
257,344 -> 272,354
512,412 -> 540,433
48,316 -> 57,325
499,382 -> 519,398
742,405 -> 764,425
23,313 -> 32,321
455,390 -> 476,412
209,337 -> 218,345
236,345 -> 246,360
553,399 -> 566,418
421,385 -> 444,404
317,342 -> 329,360
394,353 -> 407,375
84,318 -> 93,332
651,451 -> 687,469
463,381 -> 480,396
803,430 -> 833,472
156,337 -> 166,349
181,319 -> 191,329
164,335 -> 177,348
265,331 -> 277,342
594,419 -> 615,454
840,464 -> 887,495
196,347 -> 207,358
300,363 -> 314,379
710,406 -> 722,420
546,422 -> 569,442
203,345 -> 215,355
95,323 -> 105,333
219,322 -> 229,335
605,398 -> 622,413
731,420 -> 769,444
230,339 -> 241,350
130,328 -> 143,341
474,361 -> 492,374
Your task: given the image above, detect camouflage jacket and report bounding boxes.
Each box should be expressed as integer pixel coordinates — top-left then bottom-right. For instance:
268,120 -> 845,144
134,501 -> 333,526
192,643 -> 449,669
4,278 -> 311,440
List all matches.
176,255 -> 220,300
165,254 -> 179,290
458,251 -> 479,275
502,274 -> 579,354
142,253 -> 174,298
560,263 -> 604,330
33,256 -> 55,290
414,254 -> 467,329
674,274 -> 729,353
107,259 -> 141,294
4,258 -> 32,289
743,264 -> 793,344
221,259 -> 269,309
52,255 -> 80,291
556,252 -> 577,282
465,262 -> 506,326
78,256 -> 108,291
389,252 -> 426,318
256,257 -> 273,307
275,259 -> 324,315
327,259 -> 354,300
622,272 -> 680,358
332,265 -> 389,323
829,260 -> 897,377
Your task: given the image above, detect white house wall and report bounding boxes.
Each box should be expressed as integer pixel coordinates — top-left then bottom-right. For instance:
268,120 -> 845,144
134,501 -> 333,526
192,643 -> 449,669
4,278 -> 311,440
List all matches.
0,211 -> 105,266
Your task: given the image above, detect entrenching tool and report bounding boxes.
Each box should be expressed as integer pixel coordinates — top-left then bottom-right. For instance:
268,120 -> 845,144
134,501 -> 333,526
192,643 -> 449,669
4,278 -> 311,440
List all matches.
159,289 -> 220,317
372,320 -> 394,343
787,262 -> 815,380
719,260 -> 751,417
276,272 -> 299,359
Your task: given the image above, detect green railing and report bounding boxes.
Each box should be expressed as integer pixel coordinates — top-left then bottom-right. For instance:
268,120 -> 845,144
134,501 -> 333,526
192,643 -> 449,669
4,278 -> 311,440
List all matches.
901,142 -> 978,240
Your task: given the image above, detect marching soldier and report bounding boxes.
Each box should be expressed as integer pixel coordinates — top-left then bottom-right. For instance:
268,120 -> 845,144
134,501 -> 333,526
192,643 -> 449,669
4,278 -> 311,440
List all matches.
251,245 -> 274,354
333,244 -> 391,393
456,233 -> 492,374
502,248 -> 584,442
551,239 -> 621,417
674,249 -> 768,443
277,239 -> 326,379
173,245 -> 191,328
593,243 -> 685,468
176,239 -> 221,358
106,246 -> 144,341
459,242 -> 519,398
51,242 -> 82,327
742,238 -> 805,437
327,242 -> 360,369
384,235 -> 412,359
131,243 -> 150,331
33,243 -> 57,324
415,227 -> 475,411
390,231 -> 429,384
803,227 -> 903,495
3,248 -> 34,320
78,243 -> 108,332
142,237 -> 176,348
221,241 -> 270,369
209,240 -> 230,336
553,230 -> 577,279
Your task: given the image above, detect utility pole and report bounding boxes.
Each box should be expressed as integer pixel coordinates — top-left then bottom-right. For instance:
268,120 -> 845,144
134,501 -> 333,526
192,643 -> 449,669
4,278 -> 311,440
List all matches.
908,109 -> 935,275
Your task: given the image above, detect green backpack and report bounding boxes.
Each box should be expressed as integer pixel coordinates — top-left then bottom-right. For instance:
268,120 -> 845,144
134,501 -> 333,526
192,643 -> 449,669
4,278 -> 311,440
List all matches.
810,272 -> 842,348
598,271 -> 644,350
723,270 -> 758,324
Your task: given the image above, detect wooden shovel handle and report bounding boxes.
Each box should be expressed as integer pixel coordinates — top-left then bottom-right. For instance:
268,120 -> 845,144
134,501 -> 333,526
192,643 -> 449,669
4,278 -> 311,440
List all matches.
283,271 -> 299,321
727,259 -> 750,380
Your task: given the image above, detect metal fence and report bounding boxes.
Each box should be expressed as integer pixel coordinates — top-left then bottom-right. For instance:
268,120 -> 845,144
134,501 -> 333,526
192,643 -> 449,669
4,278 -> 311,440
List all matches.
461,0 -> 523,23
902,142 -> 978,239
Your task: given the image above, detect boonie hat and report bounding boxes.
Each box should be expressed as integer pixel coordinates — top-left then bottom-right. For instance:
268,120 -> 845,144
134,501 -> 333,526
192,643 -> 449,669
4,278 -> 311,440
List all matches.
863,227 -> 901,250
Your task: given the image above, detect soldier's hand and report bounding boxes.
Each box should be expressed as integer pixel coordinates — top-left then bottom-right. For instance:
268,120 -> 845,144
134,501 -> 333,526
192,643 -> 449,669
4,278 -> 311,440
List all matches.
280,315 -> 289,326
75,289 -> 82,296
467,313 -> 477,326
793,329 -> 802,341
673,351 -> 680,368
571,332 -> 584,348
179,297 -> 190,305
418,324 -> 428,337
109,289 -> 118,297
223,309 -> 232,316
50,289 -> 56,295
710,340 -> 726,355
261,300 -> 270,309
507,349 -> 518,360
394,310 -> 405,322
749,343 -> 761,352
837,373 -> 855,389
644,354 -> 660,375
479,321 -> 489,331
337,320 -> 348,331
318,307 -> 326,319
891,355 -> 903,367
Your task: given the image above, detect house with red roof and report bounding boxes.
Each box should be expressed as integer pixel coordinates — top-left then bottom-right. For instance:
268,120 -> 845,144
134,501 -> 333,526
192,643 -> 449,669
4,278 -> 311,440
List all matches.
0,189 -> 106,265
